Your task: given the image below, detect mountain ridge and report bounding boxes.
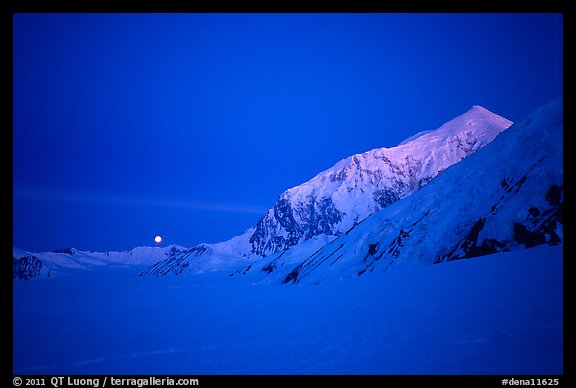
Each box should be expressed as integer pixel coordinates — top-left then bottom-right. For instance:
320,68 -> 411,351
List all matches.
12,245 -> 187,279
14,103 -> 526,280
140,104 -> 513,276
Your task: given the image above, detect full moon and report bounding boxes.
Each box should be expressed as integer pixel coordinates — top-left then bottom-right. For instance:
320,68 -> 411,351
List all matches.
154,235 -> 162,243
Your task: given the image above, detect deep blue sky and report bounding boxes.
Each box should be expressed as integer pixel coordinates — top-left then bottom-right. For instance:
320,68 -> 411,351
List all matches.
13,13 -> 563,252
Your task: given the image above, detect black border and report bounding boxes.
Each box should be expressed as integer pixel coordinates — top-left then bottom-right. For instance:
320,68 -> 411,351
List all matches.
4,375 -> 572,386
4,1 -> 573,385
561,3 -> 574,385
2,0 -> 571,13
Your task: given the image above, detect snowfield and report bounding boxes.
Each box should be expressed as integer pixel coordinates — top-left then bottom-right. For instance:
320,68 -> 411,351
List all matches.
13,245 -> 562,375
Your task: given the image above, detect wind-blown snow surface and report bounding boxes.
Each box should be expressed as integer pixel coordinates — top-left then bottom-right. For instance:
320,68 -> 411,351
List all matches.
13,245 -> 562,374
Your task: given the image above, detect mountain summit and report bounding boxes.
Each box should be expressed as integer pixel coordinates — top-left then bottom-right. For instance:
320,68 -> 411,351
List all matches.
141,105 -> 512,276
248,105 -> 512,257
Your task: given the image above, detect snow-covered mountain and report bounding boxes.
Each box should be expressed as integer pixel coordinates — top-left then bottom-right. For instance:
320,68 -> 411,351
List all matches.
239,97 -> 562,284
141,105 -> 512,276
249,105 -> 512,256
12,245 -> 186,280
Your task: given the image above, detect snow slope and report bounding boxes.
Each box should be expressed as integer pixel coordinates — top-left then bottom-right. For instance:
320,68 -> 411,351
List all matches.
264,97 -> 563,284
143,105 -> 512,275
13,245 -> 562,374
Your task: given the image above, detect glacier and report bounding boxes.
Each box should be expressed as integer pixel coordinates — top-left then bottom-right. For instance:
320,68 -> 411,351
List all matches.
13,245 -> 562,374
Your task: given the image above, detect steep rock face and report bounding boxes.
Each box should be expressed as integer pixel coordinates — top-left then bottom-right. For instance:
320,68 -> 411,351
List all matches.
436,182 -> 563,263
13,256 -> 44,280
249,196 -> 342,256
272,97 -> 562,284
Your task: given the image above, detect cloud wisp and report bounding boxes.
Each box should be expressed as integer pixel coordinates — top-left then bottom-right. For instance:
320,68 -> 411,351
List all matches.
13,186 -> 269,215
